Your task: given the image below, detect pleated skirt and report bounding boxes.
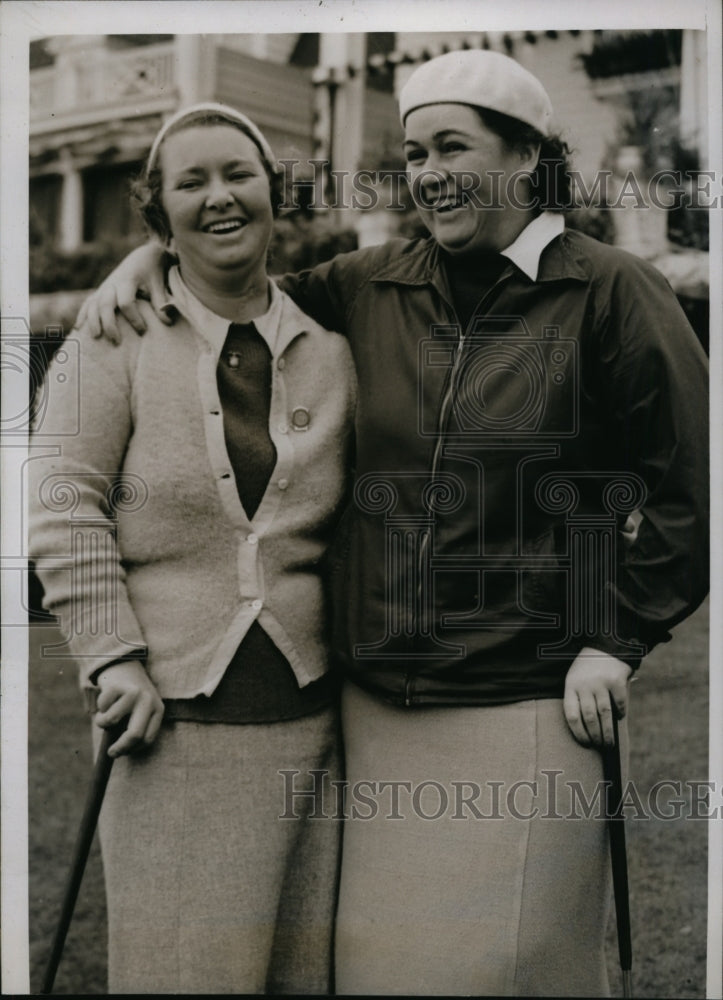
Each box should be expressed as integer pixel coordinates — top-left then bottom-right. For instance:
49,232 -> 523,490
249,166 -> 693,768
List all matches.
335,682 -> 627,997
96,706 -> 342,995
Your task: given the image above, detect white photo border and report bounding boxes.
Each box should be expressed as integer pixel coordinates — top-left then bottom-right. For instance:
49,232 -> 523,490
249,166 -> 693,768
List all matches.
2,1 -> 720,995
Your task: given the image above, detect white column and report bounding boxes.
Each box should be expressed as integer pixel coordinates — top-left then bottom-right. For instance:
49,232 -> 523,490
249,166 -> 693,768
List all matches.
45,35 -> 105,111
58,148 -> 83,252
355,205 -> 398,248
249,35 -> 269,59
317,33 -> 366,226
609,145 -> 669,260
175,35 -> 217,105
680,29 -> 708,167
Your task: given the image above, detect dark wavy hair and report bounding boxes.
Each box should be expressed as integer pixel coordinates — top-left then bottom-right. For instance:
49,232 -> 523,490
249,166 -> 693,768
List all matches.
475,107 -> 574,213
131,111 -> 285,244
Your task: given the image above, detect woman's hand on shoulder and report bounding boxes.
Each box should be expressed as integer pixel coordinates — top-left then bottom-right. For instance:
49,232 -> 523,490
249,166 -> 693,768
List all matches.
94,660 -> 165,757
563,647 -> 632,748
75,242 -> 172,345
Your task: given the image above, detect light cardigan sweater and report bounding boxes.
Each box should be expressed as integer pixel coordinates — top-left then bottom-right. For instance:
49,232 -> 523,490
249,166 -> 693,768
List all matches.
29,271 -> 356,703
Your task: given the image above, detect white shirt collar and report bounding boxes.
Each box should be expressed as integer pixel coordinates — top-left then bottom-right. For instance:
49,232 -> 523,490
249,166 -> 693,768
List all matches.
165,266 -> 283,355
500,211 -> 565,281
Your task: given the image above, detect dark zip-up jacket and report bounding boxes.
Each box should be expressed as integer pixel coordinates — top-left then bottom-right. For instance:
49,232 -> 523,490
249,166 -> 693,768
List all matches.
280,229 -> 709,707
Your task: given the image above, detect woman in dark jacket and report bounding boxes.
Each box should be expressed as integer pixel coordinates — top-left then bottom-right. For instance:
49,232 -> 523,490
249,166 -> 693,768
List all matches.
78,51 -> 708,996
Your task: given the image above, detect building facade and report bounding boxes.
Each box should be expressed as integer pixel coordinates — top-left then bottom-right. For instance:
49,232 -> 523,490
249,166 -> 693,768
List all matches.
29,30 -> 703,260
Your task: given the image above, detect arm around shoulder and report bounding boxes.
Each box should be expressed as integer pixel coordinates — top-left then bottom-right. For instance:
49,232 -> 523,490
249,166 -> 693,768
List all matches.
75,241 -> 171,342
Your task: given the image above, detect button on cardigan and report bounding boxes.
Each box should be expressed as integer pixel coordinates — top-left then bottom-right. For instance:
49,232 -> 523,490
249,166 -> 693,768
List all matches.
29,270 -> 357,705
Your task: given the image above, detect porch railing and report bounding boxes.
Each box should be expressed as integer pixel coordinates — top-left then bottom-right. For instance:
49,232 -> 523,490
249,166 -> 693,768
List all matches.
30,42 -> 177,125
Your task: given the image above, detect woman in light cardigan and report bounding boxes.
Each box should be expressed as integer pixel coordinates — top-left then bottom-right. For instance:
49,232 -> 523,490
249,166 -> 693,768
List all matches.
29,104 -> 356,994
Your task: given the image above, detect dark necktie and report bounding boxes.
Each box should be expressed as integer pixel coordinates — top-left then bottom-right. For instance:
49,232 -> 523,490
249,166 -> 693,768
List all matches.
216,321 -> 276,520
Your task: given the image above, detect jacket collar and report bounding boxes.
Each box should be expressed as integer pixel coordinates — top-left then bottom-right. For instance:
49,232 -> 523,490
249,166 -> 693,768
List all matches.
371,213 -> 589,289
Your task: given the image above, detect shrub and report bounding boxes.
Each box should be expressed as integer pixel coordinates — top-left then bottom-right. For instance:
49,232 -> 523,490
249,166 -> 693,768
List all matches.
29,237 -> 143,295
268,214 -> 358,274
30,217 -> 360,293
565,205 -> 616,244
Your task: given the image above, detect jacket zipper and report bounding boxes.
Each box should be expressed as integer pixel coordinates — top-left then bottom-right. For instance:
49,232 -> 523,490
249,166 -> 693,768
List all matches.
409,271 -> 512,704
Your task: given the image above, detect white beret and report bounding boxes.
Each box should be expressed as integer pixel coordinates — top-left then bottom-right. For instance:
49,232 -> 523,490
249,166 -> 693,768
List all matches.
399,50 -> 554,136
146,102 -> 279,177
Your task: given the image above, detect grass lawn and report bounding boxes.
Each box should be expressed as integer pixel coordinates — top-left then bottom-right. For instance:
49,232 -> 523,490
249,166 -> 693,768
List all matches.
26,599 -> 711,995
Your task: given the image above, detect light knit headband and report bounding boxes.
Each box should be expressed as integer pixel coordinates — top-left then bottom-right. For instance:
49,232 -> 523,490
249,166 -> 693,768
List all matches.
145,102 -> 279,177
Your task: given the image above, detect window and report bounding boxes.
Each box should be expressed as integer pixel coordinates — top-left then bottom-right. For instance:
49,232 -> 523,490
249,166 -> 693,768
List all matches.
82,162 -> 145,243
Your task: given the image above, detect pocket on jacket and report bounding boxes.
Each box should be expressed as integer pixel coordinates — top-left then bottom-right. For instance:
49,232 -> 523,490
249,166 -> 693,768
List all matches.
520,526 -> 566,622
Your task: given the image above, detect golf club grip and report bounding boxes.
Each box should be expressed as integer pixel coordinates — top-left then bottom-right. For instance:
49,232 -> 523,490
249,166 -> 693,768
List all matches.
40,726 -> 118,995
603,701 -> 633,976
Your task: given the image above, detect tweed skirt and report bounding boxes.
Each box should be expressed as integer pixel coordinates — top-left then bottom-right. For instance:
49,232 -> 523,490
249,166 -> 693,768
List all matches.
96,705 -> 342,995
335,682 -> 628,997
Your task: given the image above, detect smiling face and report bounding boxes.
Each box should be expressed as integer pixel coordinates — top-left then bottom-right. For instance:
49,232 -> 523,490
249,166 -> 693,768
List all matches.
403,103 -> 538,255
159,124 -> 274,292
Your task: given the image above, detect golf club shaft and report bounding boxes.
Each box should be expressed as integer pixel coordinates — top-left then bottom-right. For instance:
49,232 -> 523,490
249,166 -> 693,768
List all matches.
602,697 -> 633,992
40,726 -> 117,995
